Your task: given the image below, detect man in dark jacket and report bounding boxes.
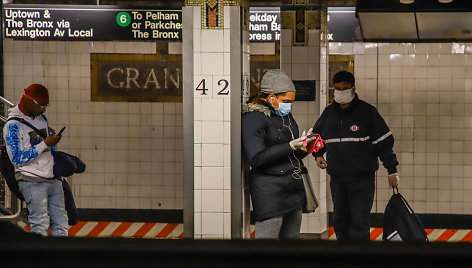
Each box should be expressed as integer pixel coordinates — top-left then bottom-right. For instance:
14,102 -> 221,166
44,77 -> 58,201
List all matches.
312,71 -> 399,241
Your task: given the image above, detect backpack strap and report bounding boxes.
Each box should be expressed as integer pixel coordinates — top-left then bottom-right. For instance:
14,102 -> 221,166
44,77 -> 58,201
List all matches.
393,186 -> 399,195
398,193 -> 415,215
40,114 -> 53,136
392,187 -> 414,215
7,117 -> 47,139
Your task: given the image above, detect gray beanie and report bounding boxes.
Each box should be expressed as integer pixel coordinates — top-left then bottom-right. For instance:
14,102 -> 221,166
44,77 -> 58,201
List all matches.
260,69 -> 296,94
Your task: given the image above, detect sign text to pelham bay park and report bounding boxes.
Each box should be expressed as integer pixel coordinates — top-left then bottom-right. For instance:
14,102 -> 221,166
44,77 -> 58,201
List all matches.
3,5 -> 182,41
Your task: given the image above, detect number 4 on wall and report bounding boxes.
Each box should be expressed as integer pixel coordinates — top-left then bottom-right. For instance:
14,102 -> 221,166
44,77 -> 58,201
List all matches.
195,79 -> 208,95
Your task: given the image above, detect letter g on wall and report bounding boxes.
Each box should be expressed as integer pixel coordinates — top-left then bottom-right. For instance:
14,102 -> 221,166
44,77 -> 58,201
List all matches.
107,68 -> 125,88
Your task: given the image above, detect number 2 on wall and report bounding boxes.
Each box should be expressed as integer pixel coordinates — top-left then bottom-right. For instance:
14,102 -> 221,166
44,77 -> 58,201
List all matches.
217,79 -> 229,95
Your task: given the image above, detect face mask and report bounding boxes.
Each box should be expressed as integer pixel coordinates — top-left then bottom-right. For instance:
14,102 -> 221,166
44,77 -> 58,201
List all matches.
271,96 -> 292,117
334,88 -> 354,104
277,103 -> 292,117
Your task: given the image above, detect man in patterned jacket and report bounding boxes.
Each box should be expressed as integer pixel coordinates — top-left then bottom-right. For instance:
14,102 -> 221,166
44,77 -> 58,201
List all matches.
3,84 -> 66,236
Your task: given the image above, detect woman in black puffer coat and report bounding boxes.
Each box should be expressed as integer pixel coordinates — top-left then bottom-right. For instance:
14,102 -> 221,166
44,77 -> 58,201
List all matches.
242,69 -> 316,239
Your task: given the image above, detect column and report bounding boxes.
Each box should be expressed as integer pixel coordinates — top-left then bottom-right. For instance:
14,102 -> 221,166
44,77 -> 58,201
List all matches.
279,0 -> 329,236
183,0 -> 250,239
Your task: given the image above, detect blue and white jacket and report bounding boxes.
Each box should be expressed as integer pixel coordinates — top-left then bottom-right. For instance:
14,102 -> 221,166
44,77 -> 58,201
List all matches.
3,105 -> 54,179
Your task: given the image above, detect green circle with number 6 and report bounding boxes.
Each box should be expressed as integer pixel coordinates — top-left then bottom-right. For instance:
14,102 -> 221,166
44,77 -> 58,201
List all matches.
116,12 -> 131,27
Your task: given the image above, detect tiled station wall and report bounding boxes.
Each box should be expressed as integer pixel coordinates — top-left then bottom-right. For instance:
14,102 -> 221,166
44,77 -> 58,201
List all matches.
3,40 -> 183,210
5,39 -> 472,216
329,42 -> 472,215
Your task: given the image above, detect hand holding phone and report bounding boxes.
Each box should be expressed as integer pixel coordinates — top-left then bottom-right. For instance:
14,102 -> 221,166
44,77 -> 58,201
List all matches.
57,126 -> 66,136
303,134 -> 325,154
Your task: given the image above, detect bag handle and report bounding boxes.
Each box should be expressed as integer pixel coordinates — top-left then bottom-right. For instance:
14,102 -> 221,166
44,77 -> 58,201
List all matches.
392,187 -> 414,214
392,186 -> 399,195
7,117 -> 47,139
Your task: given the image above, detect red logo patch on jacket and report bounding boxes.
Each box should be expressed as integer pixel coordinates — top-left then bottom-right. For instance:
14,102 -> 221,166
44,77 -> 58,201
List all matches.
350,125 -> 359,132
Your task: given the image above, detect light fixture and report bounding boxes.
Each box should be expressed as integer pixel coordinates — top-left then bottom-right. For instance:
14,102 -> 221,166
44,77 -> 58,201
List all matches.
438,0 -> 453,3
358,0 -> 472,41
400,0 -> 414,4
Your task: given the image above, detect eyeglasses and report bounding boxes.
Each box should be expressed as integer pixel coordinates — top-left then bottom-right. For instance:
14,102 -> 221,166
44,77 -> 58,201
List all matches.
30,98 -> 49,109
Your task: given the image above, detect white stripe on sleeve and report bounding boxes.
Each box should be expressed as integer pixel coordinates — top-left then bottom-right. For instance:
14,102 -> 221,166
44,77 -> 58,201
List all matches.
372,131 -> 392,145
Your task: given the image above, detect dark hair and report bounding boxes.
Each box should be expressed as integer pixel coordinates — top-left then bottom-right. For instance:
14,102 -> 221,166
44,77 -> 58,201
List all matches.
333,71 -> 355,86
251,91 -> 286,105
251,91 -> 270,105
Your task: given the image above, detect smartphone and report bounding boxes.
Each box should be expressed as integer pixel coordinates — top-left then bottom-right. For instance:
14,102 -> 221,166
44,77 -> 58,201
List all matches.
57,126 -> 66,136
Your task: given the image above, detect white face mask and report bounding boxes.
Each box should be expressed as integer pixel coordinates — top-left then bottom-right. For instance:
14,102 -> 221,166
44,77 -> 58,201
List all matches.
334,88 -> 354,104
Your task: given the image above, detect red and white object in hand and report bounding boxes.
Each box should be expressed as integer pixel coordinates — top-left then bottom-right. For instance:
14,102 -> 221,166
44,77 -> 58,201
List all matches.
303,134 -> 325,154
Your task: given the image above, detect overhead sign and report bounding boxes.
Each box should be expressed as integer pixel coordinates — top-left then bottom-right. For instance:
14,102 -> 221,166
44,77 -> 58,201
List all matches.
3,5 -> 182,41
327,7 -> 362,42
248,7 -> 360,42
249,8 -> 280,42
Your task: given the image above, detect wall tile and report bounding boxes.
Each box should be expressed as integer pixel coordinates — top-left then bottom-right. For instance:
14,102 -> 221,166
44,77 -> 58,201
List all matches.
201,99 -> 224,121
223,212 -> 231,239
224,190 -> 231,213
201,144 -> 224,167
201,121 -> 224,144
201,190 -> 224,212
291,46 -> 309,64
201,53 -> 224,75
201,213 -> 224,235
201,167 -> 224,190
291,64 -> 309,80
202,30 -> 224,53
281,29 -> 292,47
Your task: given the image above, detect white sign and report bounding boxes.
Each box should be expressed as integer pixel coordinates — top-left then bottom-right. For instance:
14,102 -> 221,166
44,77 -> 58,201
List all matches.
249,8 -> 280,42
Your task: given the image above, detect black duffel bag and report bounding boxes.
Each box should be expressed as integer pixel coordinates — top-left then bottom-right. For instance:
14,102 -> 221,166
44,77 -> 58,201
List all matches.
383,187 -> 428,242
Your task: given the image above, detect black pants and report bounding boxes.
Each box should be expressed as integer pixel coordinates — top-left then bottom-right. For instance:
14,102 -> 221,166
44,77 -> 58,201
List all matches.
330,173 -> 375,241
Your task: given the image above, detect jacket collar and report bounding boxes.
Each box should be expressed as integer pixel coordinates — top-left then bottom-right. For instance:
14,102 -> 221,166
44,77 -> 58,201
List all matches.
242,100 -> 293,118
242,102 -> 272,117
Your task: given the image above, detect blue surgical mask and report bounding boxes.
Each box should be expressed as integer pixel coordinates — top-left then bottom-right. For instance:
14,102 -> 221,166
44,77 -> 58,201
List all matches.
277,103 -> 292,117
272,97 -> 292,117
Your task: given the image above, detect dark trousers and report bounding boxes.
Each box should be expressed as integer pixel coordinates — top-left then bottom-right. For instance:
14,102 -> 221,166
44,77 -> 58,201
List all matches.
330,173 -> 375,241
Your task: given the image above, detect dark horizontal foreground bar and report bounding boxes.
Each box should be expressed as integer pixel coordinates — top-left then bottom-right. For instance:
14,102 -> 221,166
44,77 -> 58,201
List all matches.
1,221 -> 471,268
368,213 -> 472,229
